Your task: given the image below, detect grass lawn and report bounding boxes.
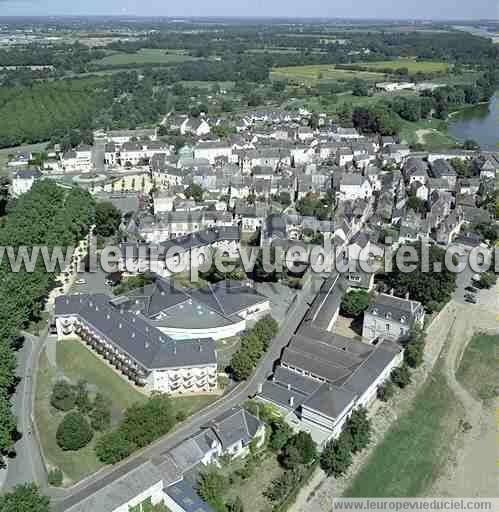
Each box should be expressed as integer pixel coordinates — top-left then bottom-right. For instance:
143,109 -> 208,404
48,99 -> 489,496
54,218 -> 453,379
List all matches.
93,48 -> 198,67
456,334 -> 498,402
35,339 -> 218,484
223,454 -> 284,511
399,118 -> 459,150
34,351 -> 104,483
271,65 -> 386,84
357,58 -> 449,73
58,338 -> 147,411
343,368 -> 464,497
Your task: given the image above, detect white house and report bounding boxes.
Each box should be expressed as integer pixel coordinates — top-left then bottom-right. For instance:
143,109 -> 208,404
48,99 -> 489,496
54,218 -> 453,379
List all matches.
11,168 -> 42,196
339,174 -> 372,201
181,117 -> 211,137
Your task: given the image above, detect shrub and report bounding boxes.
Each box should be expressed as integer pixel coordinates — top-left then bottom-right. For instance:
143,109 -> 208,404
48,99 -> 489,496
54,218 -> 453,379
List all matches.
391,364 -> 412,389
320,437 -> 352,477
56,412 -> 93,451
50,381 -> 76,412
89,393 -> 111,431
377,380 -> 395,401
48,468 -> 63,487
95,430 -> 135,464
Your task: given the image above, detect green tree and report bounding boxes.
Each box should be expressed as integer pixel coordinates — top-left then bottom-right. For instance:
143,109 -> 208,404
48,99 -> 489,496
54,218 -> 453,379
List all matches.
197,469 -> 227,512
320,437 -> 352,477
230,349 -> 254,381
404,328 -> 426,368
478,272 -> 497,289
48,468 -> 63,487
352,78 -> 369,97
50,380 -> 76,412
340,290 -> 370,318
95,429 -> 135,464
384,243 -> 456,312
343,407 -> 371,454
0,484 -> 50,512
94,201 -> 122,238
56,412 -> 93,451
391,364 -> 412,389
269,419 -> 294,452
285,431 -> 317,465
184,183 -> 204,202
89,393 -> 111,431
377,380 -> 395,401
75,380 -> 92,414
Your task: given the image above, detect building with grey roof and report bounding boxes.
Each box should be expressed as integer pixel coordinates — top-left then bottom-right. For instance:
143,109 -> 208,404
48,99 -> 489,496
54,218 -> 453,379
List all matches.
54,292 -> 218,395
258,321 -> 402,440
362,292 -> 425,343
114,277 -> 270,342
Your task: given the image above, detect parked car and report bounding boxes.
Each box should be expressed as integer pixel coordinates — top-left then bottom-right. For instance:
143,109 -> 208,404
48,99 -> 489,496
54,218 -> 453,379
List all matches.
465,286 -> 478,293
465,295 -> 477,304
75,279 -> 86,285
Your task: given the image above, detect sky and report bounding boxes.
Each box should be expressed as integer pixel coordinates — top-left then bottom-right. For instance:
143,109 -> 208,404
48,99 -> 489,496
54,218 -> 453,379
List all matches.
0,0 -> 497,20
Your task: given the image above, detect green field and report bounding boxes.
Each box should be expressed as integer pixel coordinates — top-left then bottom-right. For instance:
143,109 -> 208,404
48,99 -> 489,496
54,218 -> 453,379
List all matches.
456,334 -> 498,402
343,368 -> 463,497
358,59 -> 449,73
271,65 -> 387,84
399,118 -> 459,150
93,48 -> 198,66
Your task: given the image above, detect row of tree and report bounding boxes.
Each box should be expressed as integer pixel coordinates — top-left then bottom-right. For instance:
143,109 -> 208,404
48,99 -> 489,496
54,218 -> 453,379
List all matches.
229,315 -> 279,381
0,181 -> 95,465
95,394 -> 177,464
320,407 -> 372,478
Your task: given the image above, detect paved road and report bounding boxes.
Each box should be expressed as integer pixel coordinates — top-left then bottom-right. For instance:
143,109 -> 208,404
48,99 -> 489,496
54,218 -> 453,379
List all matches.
50,280 -> 320,511
0,273 -> 319,508
2,332 -> 47,492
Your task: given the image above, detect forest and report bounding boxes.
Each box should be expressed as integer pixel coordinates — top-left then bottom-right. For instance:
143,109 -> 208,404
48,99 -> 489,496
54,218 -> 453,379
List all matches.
0,181 -> 95,466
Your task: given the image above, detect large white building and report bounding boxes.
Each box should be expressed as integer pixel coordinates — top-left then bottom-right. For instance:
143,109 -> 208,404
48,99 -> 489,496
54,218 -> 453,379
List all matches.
54,293 -> 218,395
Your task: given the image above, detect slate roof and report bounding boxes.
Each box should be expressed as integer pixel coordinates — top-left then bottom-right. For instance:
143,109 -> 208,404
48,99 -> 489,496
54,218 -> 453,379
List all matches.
54,294 -> 216,371
65,461 -> 164,512
207,407 -> 262,450
303,383 -> 356,418
366,293 -> 423,324
165,480 -> 215,512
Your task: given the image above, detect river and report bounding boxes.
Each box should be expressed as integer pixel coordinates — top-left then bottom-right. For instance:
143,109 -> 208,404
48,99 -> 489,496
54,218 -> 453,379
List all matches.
448,94 -> 498,151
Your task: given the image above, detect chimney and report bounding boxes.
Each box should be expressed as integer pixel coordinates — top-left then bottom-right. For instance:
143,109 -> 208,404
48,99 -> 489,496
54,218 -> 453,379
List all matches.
405,291 -> 410,300
390,288 -> 394,296
257,383 -> 263,393
289,396 -> 294,407
287,383 -> 291,391
118,323 -> 122,329
131,332 -> 135,338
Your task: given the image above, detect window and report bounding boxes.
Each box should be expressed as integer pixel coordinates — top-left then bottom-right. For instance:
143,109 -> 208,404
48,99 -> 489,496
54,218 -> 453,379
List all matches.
386,324 -> 391,332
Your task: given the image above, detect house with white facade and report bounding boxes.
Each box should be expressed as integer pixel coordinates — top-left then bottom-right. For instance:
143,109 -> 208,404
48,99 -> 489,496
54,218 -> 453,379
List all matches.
362,292 -> 425,343
339,174 -> 373,201
11,168 -> 42,196
54,293 -> 218,395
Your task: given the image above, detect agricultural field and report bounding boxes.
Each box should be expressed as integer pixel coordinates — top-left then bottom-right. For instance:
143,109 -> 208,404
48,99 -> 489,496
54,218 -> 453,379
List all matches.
357,58 -> 450,73
92,48 -> 198,67
271,65 -> 387,84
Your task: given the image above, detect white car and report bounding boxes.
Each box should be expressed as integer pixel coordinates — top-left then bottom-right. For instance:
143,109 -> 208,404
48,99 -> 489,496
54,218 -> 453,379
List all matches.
75,279 -> 86,285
